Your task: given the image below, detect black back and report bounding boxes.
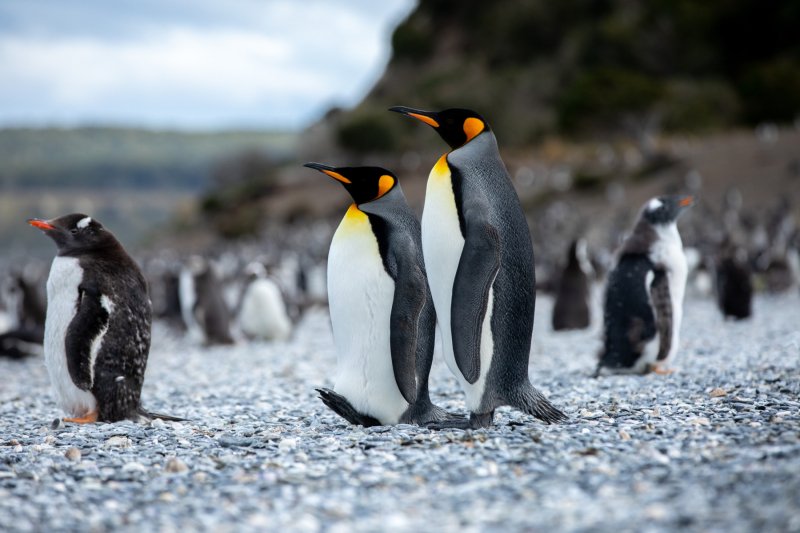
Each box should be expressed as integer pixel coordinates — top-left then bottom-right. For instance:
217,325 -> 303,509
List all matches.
447,131 -> 536,404
193,263 -> 235,345
552,241 -> 591,331
716,244 -> 753,319
600,254 -> 657,369
77,246 -> 152,421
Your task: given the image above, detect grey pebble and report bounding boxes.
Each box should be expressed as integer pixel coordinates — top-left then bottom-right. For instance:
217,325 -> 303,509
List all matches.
0,296 -> 798,532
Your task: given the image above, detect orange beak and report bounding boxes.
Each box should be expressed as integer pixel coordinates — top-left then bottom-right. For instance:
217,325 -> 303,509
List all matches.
28,219 -> 56,231
679,196 -> 694,207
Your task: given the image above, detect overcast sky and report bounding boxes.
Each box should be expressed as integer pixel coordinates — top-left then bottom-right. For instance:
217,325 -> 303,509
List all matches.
0,0 -> 415,130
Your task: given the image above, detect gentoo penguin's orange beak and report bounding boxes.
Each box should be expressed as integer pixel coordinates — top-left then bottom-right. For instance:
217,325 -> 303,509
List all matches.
679,196 -> 694,208
27,218 -> 56,231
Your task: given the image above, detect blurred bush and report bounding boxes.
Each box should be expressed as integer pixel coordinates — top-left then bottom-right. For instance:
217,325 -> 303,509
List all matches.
200,150 -> 278,239
328,0 -> 800,150
336,111 -> 399,153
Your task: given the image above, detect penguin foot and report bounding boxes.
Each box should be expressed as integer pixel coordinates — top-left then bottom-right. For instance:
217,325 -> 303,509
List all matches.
648,364 -> 675,375
316,388 -> 381,427
63,411 -> 98,424
427,411 -> 494,430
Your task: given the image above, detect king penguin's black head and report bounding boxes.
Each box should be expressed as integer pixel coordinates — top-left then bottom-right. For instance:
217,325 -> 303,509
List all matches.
641,195 -> 694,226
303,163 -> 397,205
28,213 -> 119,256
388,106 -> 489,149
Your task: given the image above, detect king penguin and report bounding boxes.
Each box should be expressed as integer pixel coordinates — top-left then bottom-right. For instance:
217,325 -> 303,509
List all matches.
596,195 -> 693,376
389,106 -> 566,428
303,163 -> 449,427
29,214 -> 181,423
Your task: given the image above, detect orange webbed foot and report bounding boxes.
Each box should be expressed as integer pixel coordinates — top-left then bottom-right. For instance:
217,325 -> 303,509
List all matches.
651,364 -> 675,375
63,411 -> 99,424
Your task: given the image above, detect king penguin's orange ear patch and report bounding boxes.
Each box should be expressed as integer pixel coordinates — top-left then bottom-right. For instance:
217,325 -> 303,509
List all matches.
375,175 -> 394,199
463,117 -> 484,142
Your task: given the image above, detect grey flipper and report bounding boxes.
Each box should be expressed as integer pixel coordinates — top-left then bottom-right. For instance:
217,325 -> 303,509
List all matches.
65,281 -> 110,391
389,257 -> 425,404
649,268 -> 673,361
450,218 -> 501,384
317,388 -> 381,427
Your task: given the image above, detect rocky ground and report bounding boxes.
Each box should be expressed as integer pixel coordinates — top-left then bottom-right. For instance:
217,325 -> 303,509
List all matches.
1,292 -> 799,532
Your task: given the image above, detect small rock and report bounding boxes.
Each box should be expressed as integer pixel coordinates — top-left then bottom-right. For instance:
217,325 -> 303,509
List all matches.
64,447 -> 81,462
710,388 -> 727,397
165,457 -> 188,474
104,436 -> 132,448
122,462 -> 147,473
51,419 -> 63,430
150,418 -> 165,429
619,429 -> 631,441
278,438 -> 298,452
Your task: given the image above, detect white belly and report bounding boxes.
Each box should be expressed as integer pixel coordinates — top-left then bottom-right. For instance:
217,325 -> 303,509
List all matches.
327,205 -> 408,424
178,268 -> 202,342
238,278 -> 292,341
44,257 -> 96,417
421,156 -> 492,410
649,224 -> 688,363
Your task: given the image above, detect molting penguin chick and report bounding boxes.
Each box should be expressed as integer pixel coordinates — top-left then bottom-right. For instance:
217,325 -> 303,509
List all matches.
390,106 -> 566,428
29,214 -> 181,423
552,239 -> 592,331
304,162 -> 449,427
597,195 -> 693,376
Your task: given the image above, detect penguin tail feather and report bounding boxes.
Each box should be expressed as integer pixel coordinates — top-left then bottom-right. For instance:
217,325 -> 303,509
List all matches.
316,388 -> 381,428
137,408 -> 186,422
508,382 -> 567,424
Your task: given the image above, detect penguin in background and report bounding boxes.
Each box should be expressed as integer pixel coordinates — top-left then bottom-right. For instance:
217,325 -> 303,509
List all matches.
28,214 -> 181,423
390,106 -> 566,428
236,261 -> 292,342
3,269 -> 47,332
0,268 -> 47,358
596,195 -> 693,376
304,162 -> 449,427
716,238 -> 753,320
552,238 -> 592,331
179,256 -> 235,346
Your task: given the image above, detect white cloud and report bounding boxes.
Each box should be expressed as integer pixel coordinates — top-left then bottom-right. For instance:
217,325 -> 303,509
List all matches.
0,0 -> 416,129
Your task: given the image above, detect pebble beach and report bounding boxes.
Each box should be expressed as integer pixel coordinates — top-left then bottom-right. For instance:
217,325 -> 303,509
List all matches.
1,292 -> 799,532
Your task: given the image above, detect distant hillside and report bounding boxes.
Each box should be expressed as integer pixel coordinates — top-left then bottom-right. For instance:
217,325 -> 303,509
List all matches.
317,0 -> 800,154
0,127 -> 297,190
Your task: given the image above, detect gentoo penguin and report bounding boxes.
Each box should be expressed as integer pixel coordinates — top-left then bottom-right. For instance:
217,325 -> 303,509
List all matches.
390,106 -> 566,428
303,162 -> 448,427
28,214 -> 181,423
596,195 -> 693,376
236,262 -> 292,341
179,256 -> 235,345
716,239 -> 753,320
552,239 -> 592,331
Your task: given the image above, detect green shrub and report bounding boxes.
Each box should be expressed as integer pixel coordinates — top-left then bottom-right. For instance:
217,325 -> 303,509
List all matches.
557,67 -> 664,133
336,112 -> 398,153
392,22 -> 433,62
661,80 -> 740,132
738,57 -> 800,124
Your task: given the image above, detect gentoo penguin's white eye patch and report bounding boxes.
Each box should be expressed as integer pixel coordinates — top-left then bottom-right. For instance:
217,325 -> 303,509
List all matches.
647,199 -> 663,211
76,217 -> 92,229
